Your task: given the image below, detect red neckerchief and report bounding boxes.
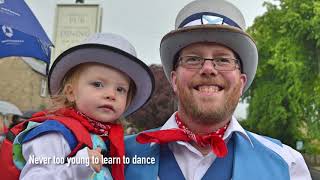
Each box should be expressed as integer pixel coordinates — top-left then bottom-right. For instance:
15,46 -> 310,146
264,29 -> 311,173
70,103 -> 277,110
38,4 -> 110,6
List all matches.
74,110 -> 111,137
136,113 -> 228,158
55,108 -> 125,180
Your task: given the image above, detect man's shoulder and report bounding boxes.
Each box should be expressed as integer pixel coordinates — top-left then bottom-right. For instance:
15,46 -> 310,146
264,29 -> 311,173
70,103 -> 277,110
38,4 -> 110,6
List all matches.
243,131 -> 311,178
244,130 -> 304,167
246,131 -> 283,146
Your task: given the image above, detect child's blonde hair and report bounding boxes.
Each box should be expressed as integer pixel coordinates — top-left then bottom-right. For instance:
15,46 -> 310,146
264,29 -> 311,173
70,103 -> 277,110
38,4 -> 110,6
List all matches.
49,63 -> 136,115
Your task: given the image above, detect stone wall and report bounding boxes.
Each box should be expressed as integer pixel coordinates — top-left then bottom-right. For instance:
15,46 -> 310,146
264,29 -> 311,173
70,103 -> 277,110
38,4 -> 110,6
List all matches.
0,57 -> 50,115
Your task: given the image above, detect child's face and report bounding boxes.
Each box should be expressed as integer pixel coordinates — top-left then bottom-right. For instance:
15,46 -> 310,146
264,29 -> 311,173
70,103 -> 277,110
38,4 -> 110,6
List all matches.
66,64 -> 130,123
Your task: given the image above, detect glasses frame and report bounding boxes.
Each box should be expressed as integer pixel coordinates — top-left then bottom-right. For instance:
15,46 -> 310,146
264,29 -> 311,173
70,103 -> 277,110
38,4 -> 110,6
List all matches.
177,55 -> 241,71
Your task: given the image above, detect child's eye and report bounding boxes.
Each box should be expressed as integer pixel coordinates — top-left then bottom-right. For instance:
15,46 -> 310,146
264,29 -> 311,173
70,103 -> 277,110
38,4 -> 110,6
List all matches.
91,81 -> 103,88
117,87 -> 127,94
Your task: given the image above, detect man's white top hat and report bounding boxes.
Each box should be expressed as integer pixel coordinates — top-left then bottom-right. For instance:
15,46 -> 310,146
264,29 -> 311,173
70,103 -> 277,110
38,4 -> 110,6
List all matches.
48,33 -> 155,117
160,0 -> 258,92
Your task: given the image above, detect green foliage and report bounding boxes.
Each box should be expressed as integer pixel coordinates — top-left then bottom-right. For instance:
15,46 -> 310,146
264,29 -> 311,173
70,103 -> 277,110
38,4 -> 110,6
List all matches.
243,0 -> 320,153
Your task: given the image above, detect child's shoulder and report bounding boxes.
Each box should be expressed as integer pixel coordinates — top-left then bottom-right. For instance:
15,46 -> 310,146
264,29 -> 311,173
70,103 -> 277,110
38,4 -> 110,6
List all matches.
22,120 -> 77,149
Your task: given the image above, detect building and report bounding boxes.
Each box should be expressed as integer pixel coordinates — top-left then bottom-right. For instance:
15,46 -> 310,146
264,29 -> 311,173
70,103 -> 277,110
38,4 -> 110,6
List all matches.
0,57 -> 49,132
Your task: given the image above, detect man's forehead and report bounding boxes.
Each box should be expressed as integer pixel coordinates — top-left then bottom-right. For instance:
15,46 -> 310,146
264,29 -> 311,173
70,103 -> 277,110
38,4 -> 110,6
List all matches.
179,42 -> 237,57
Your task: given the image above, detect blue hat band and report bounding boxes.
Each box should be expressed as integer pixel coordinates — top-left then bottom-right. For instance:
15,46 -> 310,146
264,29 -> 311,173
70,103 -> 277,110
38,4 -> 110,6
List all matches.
178,12 -> 242,30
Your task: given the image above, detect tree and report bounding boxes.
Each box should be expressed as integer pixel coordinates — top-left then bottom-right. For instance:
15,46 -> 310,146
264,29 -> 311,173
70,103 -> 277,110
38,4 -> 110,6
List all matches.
242,0 -> 320,153
127,64 -> 176,130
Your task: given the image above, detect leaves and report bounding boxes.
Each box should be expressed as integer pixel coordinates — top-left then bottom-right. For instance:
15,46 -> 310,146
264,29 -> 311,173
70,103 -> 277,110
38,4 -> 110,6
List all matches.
243,0 -> 320,153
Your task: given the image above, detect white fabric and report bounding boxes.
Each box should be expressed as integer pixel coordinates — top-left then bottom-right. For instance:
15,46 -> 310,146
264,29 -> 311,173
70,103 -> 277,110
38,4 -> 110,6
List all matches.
20,132 -> 95,180
160,112 -> 312,180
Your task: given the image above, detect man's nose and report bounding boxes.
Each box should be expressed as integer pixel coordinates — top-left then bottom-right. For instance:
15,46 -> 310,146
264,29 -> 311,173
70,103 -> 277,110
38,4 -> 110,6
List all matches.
199,60 -> 218,76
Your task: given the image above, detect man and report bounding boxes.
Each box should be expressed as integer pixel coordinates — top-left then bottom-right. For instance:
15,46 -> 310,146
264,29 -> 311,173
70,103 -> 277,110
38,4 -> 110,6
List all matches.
125,0 -> 312,179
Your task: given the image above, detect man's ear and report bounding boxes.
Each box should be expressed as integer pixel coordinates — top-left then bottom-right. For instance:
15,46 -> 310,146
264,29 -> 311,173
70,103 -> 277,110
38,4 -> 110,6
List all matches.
171,71 -> 178,93
239,73 -> 247,95
64,84 -> 76,102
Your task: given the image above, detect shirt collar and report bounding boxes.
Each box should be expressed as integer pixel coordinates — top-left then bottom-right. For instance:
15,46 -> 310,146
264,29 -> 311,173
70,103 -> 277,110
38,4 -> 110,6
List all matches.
160,112 -> 254,147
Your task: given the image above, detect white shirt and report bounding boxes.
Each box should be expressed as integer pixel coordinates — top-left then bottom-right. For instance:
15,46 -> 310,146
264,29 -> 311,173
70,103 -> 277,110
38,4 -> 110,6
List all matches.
159,112 -> 312,180
20,133 -> 95,180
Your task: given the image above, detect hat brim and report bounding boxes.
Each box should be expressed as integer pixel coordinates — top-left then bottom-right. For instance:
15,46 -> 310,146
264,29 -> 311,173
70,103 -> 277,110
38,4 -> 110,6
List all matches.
48,44 -> 155,117
160,24 -> 258,92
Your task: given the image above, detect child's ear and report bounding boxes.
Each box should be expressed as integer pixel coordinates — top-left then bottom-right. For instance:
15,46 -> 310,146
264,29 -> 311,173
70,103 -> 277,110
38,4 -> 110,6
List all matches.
64,84 -> 76,102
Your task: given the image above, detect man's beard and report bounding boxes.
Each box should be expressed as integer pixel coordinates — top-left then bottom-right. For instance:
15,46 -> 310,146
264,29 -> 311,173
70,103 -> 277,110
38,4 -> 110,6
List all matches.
176,78 -> 242,125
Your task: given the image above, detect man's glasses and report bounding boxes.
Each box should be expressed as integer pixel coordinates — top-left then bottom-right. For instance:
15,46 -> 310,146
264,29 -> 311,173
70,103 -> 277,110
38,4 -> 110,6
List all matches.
177,56 -> 240,71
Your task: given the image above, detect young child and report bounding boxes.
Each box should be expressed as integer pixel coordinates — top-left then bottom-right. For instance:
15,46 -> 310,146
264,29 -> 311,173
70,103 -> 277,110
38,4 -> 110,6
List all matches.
17,33 -> 154,179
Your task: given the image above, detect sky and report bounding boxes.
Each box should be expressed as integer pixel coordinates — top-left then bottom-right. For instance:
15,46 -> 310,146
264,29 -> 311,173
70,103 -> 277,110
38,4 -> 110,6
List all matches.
24,0 -> 273,119
25,0 -> 271,65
